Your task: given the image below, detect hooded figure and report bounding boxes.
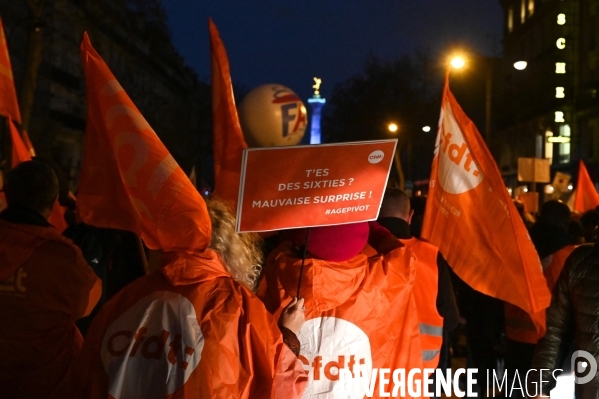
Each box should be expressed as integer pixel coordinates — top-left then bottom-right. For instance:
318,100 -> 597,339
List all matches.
259,223 -> 423,398
71,34 -> 306,399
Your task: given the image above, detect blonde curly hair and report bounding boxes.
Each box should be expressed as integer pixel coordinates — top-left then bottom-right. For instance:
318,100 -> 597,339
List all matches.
206,199 -> 263,291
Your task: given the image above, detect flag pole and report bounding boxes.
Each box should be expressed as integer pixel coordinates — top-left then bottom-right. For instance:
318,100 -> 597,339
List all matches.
296,227 -> 311,298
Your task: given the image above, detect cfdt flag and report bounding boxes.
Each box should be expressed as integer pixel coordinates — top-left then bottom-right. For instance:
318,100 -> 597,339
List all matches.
0,18 -> 21,123
209,19 -> 247,210
422,77 -> 550,328
78,33 -> 211,252
573,159 -> 599,213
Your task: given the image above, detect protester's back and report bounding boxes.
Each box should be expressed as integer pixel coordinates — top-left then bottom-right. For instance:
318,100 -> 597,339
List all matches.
0,161 -> 101,398
259,223 -> 422,398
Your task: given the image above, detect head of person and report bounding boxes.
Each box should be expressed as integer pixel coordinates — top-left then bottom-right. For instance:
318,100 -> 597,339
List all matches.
379,187 -> 413,223
538,200 -> 571,230
206,199 -> 263,290
5,161 -> 59,219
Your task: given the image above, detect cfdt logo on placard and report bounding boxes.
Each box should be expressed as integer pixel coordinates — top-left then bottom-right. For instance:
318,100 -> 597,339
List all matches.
368,150 -> 384,164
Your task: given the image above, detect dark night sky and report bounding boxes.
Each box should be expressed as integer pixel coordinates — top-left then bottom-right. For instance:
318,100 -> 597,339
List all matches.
163,1 -> 504,102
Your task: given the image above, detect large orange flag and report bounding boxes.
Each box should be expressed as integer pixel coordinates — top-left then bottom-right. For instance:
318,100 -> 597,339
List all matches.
209,19 -> 248,210
422,77 -> 550,332
77,33 -> 211,252
0,18 -> 21,124
573,159 -> 599,213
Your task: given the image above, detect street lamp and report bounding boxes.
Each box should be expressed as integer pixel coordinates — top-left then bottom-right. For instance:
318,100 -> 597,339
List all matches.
388,122 -> 405,190
513,61 -> 528,70
450,56 -> 466,70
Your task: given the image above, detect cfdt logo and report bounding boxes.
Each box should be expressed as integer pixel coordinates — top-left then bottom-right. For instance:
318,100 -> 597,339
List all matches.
298,317 -> 373,398
101,291 -> 204,398
436,103 -> 484,194
271,86 -> 307,138
368,150 -> 385,164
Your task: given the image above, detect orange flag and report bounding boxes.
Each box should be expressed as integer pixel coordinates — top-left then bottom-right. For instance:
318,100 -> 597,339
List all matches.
573,159 -> 599,213
422,76 -> 550,332
9,118 -> 31,167
0,18 -> 21,124
77,33 -> 211,252
209,19 -> 248,210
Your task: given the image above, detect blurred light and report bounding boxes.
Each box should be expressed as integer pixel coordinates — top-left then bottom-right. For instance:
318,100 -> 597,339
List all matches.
450,56 -> 465,69
422,126 -> 431,132
568,184 -> 573,190
556,38 -> 566,49
507,188 -> 513,195
545,185 -> 554,194
204,191 -> 210,196
547,136 -> 571,143
388,123 -> 398,133
523,187 -> 529,193
557,13 -> 566,25
514,61 -> 528,70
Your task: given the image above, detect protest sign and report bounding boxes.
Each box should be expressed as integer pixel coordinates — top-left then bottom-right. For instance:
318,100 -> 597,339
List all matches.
236,140 -> 397,232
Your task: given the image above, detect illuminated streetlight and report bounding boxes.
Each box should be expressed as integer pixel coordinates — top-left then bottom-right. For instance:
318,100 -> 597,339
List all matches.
422,126 -> 431,132
388,123 -> 398,133
450,56 -> 465,69
513,61 -> 527,70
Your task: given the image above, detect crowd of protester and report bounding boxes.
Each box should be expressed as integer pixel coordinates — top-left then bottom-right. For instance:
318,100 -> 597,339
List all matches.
2,158 -> 599,398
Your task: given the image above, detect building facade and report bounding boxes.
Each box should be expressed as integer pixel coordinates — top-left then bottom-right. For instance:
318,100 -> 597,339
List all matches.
0,0 -> 211,190
496,0 -> 599,189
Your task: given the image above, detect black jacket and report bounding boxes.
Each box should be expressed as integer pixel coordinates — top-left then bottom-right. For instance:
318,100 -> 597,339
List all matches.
531,244 -> 599,398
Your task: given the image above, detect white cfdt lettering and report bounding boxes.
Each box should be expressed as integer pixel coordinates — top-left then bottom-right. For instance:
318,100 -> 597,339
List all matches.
440,131 -> 479,178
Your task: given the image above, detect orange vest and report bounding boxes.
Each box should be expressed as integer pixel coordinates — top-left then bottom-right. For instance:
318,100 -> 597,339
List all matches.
505,245 -> 577,344
72,250 -> 307,399
259,241 -> 423,399
400,237 -> 444,369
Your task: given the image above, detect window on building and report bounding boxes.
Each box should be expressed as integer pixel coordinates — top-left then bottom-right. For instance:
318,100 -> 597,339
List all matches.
528,0 -> 535,16
545,131 -> 554,164
521,0 -> 526,23
536,134 -> 543,158
559,124 -> 571,164
508,8 -> 514,32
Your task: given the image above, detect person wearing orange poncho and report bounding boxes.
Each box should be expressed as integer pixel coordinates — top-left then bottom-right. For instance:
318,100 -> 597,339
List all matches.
0,161 -> 102,399
71,32 -> 307,398
259,223 -> 423,398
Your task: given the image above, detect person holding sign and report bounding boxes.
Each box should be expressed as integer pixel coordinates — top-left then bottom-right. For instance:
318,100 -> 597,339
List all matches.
258,223 -> 423,398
